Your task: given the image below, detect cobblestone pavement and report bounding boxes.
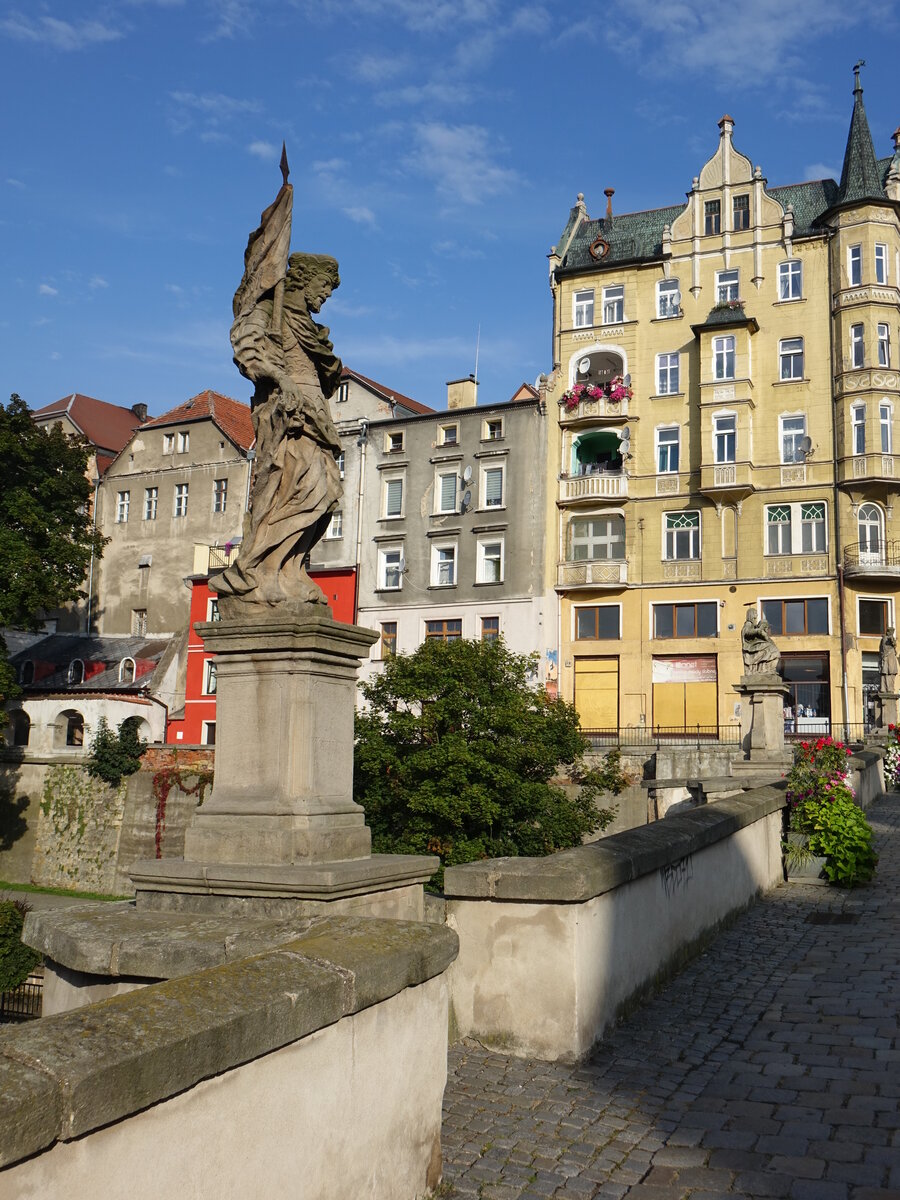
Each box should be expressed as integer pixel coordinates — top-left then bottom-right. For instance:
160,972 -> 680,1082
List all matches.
441,794 -> 900,1200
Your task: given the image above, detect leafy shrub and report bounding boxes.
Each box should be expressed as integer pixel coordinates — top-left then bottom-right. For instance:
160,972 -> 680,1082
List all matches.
86,717 -> 146,787
0,899 -> 40,993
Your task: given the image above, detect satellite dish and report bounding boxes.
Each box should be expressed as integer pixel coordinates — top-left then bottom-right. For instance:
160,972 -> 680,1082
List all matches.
578,357 -> 591,374
463,490 -> 472,507
799,435 -> 813,456
398,555 -> 406,575
619,426 -> 631,442
463,465 -> 472,483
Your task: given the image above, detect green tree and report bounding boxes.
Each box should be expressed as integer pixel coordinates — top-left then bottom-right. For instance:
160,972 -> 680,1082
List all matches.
0,899 -> 40,993
86,717 -> 147,787
0,393 -> 105,707
354,638 -> 623,888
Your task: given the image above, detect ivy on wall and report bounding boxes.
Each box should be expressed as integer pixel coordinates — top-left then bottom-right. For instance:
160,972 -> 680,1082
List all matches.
152,765 -> 213,859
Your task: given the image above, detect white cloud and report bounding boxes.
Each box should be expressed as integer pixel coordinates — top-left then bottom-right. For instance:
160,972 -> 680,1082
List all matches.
805,162 -> 841,181
6,177 -> 25,189
39,283 -> 58,296
343,205 -> 377,226
0,12 -> 122,50
408,122 -> 520,204
312,157 -> 348,176
247,140 -> 278,161
165,283 -> 185,295
433,239 -> 485,260
354,52 -> 408,83
49,351 -> 61,361
89,275 -> 109,290
167,90 -> 263,138
203,0 -> 256,40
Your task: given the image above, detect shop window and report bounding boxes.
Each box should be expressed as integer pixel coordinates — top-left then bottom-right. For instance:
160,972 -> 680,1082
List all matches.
780,653 -> 830,732
761,598 -> 829,636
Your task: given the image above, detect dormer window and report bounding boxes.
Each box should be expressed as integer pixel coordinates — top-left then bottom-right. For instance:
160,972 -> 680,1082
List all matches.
68,659 -> 85,685
119,657 -> 136,684
704,199 -> 721,235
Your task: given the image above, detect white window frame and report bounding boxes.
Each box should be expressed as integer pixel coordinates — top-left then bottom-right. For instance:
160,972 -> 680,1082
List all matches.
851,323 -> 865,368
875,243 -> 889,285
386,430 -> 405,453
880,401 -> 893,454
778,259 -> 802,301
435,467 -> 459,515
656,278 -> 680,318
484,417 -> 503,441
378,546 -> 403,591
573,288 -> 594,328
481,462 -> 505,510
325,510 -> 343,539
764,500 -> 827,555
204,659 -> 217,696
715,269 -> 739,303
657,351 -> 679,394
602,284 -> 624,325
713,412 -> 737,464
656,426 -> 680,474
163,433 -> 175,454
878,323 -> 891,368
213,478 -> 227,514
713,335 -> 735,380
174,482 -> 189,518
857,592 -> 892,635
116,490 -> 130,523
848,244 -> 862,287
202,721 -> 216,746
430,540 -> 458,588
663,510 -> 701,561
382,471 -> 405,519
476,537 -> 504,584
144,486 -> 158,521
852,404 -> 867,455
779,337 -> 804,381
780,414 -> 806,464
337,451 -> 345,479
177,430 -> 190,454
569,514 -> 626,562
207,597 -> 220,622
439,423 -> 458,447
118,657 -> 136,685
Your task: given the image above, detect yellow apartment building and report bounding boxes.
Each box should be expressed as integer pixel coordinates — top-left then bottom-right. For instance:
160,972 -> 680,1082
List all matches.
545,70 -> 900,738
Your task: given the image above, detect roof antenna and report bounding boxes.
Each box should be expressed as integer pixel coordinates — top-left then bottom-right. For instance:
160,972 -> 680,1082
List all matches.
279,141 -> 290,187
474,324 -> 481,384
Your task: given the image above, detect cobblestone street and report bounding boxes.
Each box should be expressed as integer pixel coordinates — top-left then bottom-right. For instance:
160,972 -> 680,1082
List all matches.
441,794 -> 900,1200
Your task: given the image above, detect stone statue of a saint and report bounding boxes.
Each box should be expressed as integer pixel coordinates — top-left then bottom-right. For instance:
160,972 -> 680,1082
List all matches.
211,149 -> 343,618
741,609 -> 781,676
880,627 -> 899,693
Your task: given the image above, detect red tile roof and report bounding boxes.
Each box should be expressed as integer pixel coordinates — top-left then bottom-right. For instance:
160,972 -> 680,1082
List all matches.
32,393 -> 144,456
142,390 -> 255,451
341,367 -> 434,415
509,382 -> 540,402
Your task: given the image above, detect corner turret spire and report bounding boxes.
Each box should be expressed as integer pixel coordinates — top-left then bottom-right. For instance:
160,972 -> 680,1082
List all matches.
837,60 -> 884,206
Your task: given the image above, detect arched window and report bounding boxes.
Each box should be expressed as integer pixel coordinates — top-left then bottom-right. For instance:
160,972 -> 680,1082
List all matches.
9,710 -> 30,747
858,504 -> 884,563
20,661 -> 34,685
119,657 -> 136,684
67,659 -> 85,685
55,709 -> 85,748
571,430 -> 624,476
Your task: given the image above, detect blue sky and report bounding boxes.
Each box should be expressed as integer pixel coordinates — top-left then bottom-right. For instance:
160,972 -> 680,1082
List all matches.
2,1 -> 898,417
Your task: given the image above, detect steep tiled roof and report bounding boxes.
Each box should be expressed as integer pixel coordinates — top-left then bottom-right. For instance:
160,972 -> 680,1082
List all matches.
767,179 -> 838,236
558,203 -> 686,274
9,634 -> 171,693
836,77 -> 884,207
142,390 -> 255,451
32,393 -> 144,456
341,367 -> 435,415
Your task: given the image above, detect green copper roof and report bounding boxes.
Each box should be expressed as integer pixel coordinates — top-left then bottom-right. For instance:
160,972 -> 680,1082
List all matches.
557,203 -> 685,273
837,72 -> 884,206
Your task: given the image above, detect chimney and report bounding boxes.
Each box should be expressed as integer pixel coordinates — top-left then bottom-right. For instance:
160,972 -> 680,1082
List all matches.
604,188 -> 615,219
131,403 -> 148,422
447,374 -> 478,410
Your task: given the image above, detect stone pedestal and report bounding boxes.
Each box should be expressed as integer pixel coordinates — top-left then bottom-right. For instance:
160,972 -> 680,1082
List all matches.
732,673 -> 792,769
875,690 -> 899,730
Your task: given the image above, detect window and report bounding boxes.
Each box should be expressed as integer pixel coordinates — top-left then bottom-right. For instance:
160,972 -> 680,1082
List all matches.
484,418 -> 503,441
875,243 -> 888,285
482,464 -> 504,508
202,721 -> 216,746
204,660 -> 217,695
761,599 -> 829,636
439,424 -> 458,446
733,193 -> 749,230
64,711 -> 84,747
780,415 -> 806,463
712,335 -> 735,380
852,404 -> 867,454
602,285 -> 624,324
436,469 -> 458,514
575,606 -> 620,639
778,260 -> 802,301
848,244 -> 862,286
425,619 -> 462,643
657,278 -> 680,318
163,433 -> 175,454
20,661 -> 34,686
9,710 -> 30,747
177,430 -> 190,453
713,414 -> 736,464
132,609 -> 147,636
144,487 -> 158,521
379,547 -> 403,590
325,510 -> 343,538
67,659 -> 85,685
337,451 -> 345,478
573,289 -> 594,328
477,539 -> 503,583
704,199 -> 720,235
336,381 -> 349,403
657,352 -> 679,394
213,478 -> 227,513
657,427 -> 680,474
119,657 -> 136,684
116,491 -> 130,523
881,402 -> 893,453
780,337 -> 804,380
207,598 -> 220,622
431,543 -> 457,587
383,473 -> 404,518
570,515 -> 625,561
859,597 -> 890,637
878,323 -> 891,367
858,503 -> 884,558
387,431 -> 404,453
664,511 -> 700,560
481,616 -> 499,643
380,622 -> 397,658
174,483 -> 189,517
765,501 -> 826,554
653,602 -> 717,639
716,269 -> 739,303
850,324 -> 865,368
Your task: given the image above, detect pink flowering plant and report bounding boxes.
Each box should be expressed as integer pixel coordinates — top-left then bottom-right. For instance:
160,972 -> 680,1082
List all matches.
785,736 -> 876,886
883,723 -> 900,789
562,376 -> 633,411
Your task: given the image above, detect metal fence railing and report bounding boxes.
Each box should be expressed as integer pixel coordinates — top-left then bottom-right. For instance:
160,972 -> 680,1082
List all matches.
0,970 -> 43,1023
582,725 -> 742,750
785,722 -> 873,747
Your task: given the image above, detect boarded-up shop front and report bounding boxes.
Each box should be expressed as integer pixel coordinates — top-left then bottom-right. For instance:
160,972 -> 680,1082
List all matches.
574,657 -> 618,731
652,655 -> 718,729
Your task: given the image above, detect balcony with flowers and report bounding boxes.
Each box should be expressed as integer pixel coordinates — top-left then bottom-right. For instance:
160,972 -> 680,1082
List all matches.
559,377 -> 633,425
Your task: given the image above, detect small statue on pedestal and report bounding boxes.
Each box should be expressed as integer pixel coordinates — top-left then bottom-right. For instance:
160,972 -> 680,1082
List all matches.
741,609 -> 781,676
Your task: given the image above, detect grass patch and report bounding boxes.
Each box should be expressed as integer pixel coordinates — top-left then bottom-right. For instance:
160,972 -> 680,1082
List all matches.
0,879 -> 128,902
